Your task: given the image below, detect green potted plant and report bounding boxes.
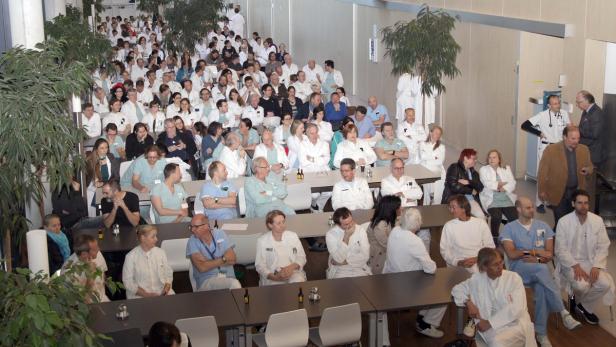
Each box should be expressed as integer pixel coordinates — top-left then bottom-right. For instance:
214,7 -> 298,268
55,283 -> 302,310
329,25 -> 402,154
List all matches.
381,4 -> 461,119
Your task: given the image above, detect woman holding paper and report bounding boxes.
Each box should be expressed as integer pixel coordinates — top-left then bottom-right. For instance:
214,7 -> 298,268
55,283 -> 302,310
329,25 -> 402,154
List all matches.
479,149 -> 518,238
255,210 -> 306,286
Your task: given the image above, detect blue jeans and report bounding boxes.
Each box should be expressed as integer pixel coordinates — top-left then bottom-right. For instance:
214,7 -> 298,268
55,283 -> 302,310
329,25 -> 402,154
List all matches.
512,261 -> 564,335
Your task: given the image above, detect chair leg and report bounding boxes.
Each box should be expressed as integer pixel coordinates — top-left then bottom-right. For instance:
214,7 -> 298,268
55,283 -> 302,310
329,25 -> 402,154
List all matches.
396,311 -> 400,337
610,305 -> 614,321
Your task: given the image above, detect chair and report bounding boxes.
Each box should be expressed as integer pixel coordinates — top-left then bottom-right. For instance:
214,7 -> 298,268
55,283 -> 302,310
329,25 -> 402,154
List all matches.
175,316 -> 219,347
283,183 -> 312,212
161,238 -> 190,272
149,204 -> 157,224
188,264 -> 198,292
193,191 -> 205,215
308,303 -> 361,346
252,309 -> 309,347
119,160 -> 134,179
227,233 -> 262,267
238,187 -> 247,216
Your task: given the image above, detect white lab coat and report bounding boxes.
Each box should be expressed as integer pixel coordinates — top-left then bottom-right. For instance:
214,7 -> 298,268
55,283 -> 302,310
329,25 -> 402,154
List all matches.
178,111 -> 199,128
313,120 -> 334,143
121,101 -> 146,125
281,63 -> 299,86
242,105 -> 265,127
555,211 -> 615,306
103,111 -> 131,133
332,177 -> 374,211
299,138 -> 330,172
420,141 -> 446,205
302,64 -> 325,84
228,101 -> 244,123
218,146 -> 247,178
254,143 -> 290,169
255,231 -> 307,286
287,134 -> 306,169
440,217 -> 495,272
397,120 -> 426,164
82,113 -> 102,138
122,246 -> 174,299
326,223 -> 371,279
137,88 -> 154,106
180,89 -> 200,106
395,73 -> 420,122
208,109 -> 237,129
479,165 -> 517,209
142,111 -> 166,134
166,103 -> 181,119
384,226 -> 435,274
323,69 -> 344,88
333,139 -> 377,168
291,81 -> 313,102
452,271 -> 537,347
380,174 -> 423,207
92,95 -> 110,115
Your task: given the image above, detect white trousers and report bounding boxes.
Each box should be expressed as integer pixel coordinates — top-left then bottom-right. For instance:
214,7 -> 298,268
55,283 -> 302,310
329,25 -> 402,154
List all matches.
563,262 -> 615,312
198,276 -> 242,291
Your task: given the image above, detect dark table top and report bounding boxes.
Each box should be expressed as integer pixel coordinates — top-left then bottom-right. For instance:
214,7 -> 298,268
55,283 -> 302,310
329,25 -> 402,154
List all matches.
231,277 -> 376,326
99,328 -> 144,347
76,205 -> 451,254
351,267 -> 470,312
88,289 -> 244,335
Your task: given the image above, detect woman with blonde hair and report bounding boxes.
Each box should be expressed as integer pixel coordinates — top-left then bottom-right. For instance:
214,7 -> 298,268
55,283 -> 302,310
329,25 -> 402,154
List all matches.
479,149 -> 517,238
122,225 -> 174,299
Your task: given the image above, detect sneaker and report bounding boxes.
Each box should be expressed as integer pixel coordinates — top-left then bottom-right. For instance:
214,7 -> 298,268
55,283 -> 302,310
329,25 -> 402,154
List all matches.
463,318 -> 475,338
561,311 -> 582,330
416,323 -> 444,338
536,205 -> 546,214
576,303 -> 599,325
536,334 -> 553,347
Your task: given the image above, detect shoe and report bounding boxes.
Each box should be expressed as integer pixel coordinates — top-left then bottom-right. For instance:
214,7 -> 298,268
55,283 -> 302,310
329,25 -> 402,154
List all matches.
310,203 -> 319,212
308,242 -> 327,252
576,303 -> 599,325
536,205 -> 546,214
463,318 -> 475,338
536,334 -> 553,347
561,311 -> 582,330
568,295 -> 576,312
416,323 -> 444,338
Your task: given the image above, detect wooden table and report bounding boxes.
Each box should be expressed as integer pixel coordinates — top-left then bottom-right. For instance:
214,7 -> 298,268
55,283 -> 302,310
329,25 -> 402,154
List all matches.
96,163 -> 441,204
231,278 -> 377,347
351,267 -> 470,346
88,289 -> 246,346
99,328 -> 144,347
77,205 -> 450,254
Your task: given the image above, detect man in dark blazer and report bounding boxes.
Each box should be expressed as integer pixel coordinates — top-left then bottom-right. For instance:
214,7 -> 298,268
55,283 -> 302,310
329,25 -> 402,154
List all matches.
576,90 -> 605,167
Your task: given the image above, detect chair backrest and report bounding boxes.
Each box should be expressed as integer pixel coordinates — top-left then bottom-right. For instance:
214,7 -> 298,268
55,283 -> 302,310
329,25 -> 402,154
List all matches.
226,233 -> 262,265
188,264 -> 197,292
318,303 -> 362,346
161,238 -> 190,272
265,309 -> 309,347
149,204 -> 157,224
175,316 -> 219,347
193,191 -> 205,215
119,160 -> 134,179
238,187 -> 246,216
283,183 -> 312,211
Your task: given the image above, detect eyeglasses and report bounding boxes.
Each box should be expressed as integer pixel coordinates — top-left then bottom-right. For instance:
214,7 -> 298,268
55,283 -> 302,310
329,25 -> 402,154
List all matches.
392,167 -> 404,170
189,223 -> 207,229
257,166 -> 270,169
146,156 -> 159,160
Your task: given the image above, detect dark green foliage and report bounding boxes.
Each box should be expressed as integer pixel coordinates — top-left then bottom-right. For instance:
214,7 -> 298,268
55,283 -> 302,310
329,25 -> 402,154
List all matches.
381,5 -> 461,97
0,41 -> 91,242
162,0 -> 225,55
138,0 -> 172,16
45,6 -> 111,69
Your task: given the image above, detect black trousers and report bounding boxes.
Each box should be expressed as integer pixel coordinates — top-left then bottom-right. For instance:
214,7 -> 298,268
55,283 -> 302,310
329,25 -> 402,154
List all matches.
487,206 -> 518,238
551,187 -> 576,229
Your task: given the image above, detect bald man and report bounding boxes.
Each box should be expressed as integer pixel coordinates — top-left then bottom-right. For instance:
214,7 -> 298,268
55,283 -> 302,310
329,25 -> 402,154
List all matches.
367,96 -> 390,127
186,214 -> 242,291
500,197 -> 580,345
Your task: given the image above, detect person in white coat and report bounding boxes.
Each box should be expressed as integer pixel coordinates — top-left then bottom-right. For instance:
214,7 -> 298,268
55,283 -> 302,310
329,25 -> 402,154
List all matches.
311,106 -> 334,143
420,125 -> 446,205
332,158 -> 374,211
104,98 -> 131,134
255,210 -> 307,286
209,99 -> 237,129
395,73 -> 420,122
521,95 -> 571,211
479,149 -> 518,239
218,132 -> 247,178
397,108 -> 426,164
82,103 -> 102,138
242,94 -> 265,127
280,54 -> 298,87
321,60 -> 344,100
286,120 -> 306,169
384,208 -> 448,339
302,59 -> 324,85
452,248 -> 537,347
381,158 -> 423,208
254,129 -> 289,175
299,124 -> 331,211
555,190 -> 615,325
333,124 -> 377,168
142,101 -> 166,134
326,207 -> 371,279
122,225 -> 174,299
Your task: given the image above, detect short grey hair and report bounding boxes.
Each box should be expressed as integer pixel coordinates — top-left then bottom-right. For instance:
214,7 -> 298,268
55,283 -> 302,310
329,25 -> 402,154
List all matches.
252,156 -> 268,173
400,208 -> 422,232
224,132 -> 239,147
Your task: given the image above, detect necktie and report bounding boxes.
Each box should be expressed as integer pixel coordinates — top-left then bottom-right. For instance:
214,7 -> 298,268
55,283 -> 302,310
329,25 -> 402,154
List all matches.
135,103 -> 144,121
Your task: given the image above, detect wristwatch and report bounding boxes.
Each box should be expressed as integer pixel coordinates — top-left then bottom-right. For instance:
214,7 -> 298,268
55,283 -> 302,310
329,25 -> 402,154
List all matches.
214,197 -> 219,204
222,256 -> 227,264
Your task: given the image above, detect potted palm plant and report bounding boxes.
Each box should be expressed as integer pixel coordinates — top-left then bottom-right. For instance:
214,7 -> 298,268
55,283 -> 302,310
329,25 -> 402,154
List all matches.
381,4 -> 461,120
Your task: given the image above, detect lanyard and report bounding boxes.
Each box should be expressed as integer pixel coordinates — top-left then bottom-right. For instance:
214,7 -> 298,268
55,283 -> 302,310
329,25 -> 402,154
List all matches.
200,232 -> 217,260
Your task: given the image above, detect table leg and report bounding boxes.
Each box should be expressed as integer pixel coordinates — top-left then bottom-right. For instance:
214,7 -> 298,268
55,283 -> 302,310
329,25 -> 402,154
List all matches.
369,312 -> 377,347
236,326 -> 246,347
376,312 -> 384,347
245,327 -> 253,347
225,330 -> 234,347
456,305 -> 464,335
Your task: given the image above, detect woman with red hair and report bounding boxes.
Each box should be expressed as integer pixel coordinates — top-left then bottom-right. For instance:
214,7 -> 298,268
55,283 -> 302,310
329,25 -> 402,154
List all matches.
442,148 -> 486,218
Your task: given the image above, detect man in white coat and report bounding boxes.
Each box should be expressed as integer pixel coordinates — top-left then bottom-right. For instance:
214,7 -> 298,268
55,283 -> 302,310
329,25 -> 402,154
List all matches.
332,158 -> 374,211
299,123 -> 332,211
381,158 -> 423,208
452,248 -> 537,347
242,94 -> 265,127
280,53 -> 298,87
302,59 -> 324,85
254,129 -> 289,175
397,108 -> 426,164
121,88 -> 147,125
555,189 -> 615,325
384,208 -> 448,339
325,207 -> 371,279
395,73 -> 435,127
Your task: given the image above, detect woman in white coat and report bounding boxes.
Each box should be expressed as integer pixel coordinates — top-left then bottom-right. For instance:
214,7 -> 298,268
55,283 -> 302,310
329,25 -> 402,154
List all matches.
218,132 -> 247,178
311,106 -> 333,143
333,124 -> 377,168
479,149 -> 518,239
122,225 -> 174,299
420,125 -> 446,205
255,210 -> 307,286
325,207 -> 371,279
286,120 -> 305,170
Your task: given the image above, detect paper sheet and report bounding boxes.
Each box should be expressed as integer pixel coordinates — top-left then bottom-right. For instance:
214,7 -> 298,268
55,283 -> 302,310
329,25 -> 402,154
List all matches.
221,223 -> 249,231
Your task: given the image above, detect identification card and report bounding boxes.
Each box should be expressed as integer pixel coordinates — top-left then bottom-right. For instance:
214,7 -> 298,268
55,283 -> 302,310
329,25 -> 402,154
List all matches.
535,229 -> 545,248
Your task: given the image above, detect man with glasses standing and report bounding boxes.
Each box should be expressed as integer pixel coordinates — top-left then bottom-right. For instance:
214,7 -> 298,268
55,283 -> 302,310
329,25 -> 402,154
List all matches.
186,214 -> 241,291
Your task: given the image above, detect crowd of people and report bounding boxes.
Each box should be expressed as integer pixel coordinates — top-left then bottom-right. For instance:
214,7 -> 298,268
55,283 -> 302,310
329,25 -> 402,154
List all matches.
41,6 -> 615,347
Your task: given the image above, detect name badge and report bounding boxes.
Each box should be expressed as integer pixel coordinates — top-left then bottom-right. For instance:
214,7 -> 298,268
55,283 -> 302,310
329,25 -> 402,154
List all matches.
266,247 -> 273,252
154,179 -> 161,184
292,247 -> 297,254
535,229 -> 545,248
216,239 -> 224,244
181,203 -> 188,209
